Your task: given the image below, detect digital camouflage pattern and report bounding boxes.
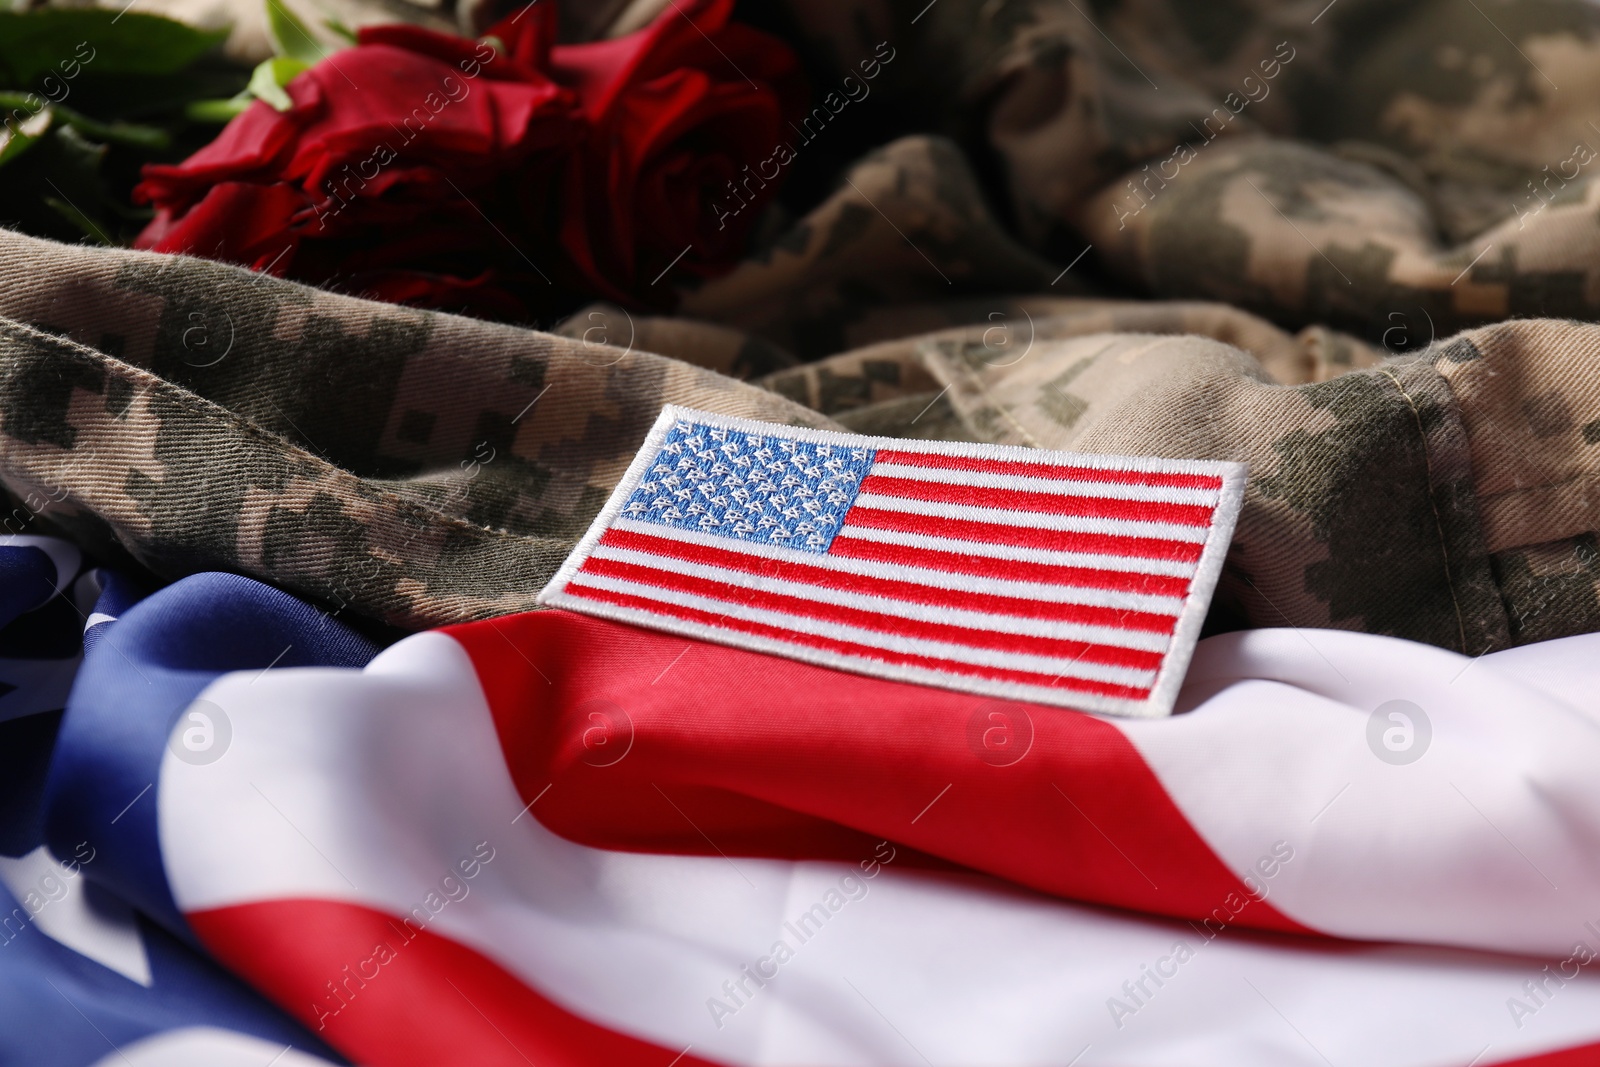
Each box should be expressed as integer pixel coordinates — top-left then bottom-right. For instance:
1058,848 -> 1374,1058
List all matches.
2,225 -> 1598,652
0,228 -> 832,631
4,0 -> 1600,650
728,0 -> 1600,341
769,324 -> 1588,654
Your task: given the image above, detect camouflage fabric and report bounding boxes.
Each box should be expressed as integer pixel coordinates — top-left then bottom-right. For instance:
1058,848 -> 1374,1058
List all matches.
551,303 -> 800,381
0,228 -> 832,631
729,0 -> 1600,347
2,226 -> 1598,651
681,136 -> 1067,359
5,0 -> 1600,649
770,318 -> 1600,653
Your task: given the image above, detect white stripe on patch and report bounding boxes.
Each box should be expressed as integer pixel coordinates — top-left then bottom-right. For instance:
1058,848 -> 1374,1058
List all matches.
587,543 -> 1187,618
826,524 -> 1202,576
849,492 -> 1214,542
869,461 -> 1224,505
562,571 -> 1166,683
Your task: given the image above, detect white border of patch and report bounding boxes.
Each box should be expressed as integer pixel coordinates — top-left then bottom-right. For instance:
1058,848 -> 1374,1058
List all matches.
539,405 -> 1246,719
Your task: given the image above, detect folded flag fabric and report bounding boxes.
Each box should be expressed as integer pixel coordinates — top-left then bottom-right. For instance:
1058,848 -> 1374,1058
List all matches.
0,551 -> 350,1067
540,406 -> 1246,716
28,570 -> 1600,1066
0,536 -> 88,729
0,873 -> 345,1067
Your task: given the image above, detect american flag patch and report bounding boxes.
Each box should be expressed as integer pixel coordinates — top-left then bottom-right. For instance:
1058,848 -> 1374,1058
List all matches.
538,406 -> 1247,718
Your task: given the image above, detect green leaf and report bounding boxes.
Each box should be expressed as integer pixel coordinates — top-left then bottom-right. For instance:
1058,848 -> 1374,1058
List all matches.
3,93 -> 171,149
38,126 -> 115,244
0,98 -> 51,168
185,93 -> 253,123
265,0 -> 329,65
51,121 -> 110,171
68,113 -> 169,150
0,122 -> 44,168
324,17 -> 358,45
247,55 -> 308,111
0,90 -> 46,112
44,195 -> 114,245
0,11 -> 227,85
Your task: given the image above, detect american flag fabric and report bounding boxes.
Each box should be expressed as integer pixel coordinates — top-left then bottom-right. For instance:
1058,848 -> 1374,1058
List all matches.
10,542 -> 1600,1066
20,571 -> 1600,1066
538,406 -> 1248,717
0,544 -> 347,1067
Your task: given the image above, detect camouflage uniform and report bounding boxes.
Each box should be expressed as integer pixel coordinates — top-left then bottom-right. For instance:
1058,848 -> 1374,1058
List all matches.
2,226 -> 1597,651
4,0 -> 1600,648
720,0 -> 1600,344
0,229 -> 829,631
767,318 -> 1600,652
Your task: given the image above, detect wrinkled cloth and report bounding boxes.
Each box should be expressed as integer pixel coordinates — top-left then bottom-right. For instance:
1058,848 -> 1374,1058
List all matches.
27,568 -> 1600,1067
0,226 -> 1597,652
10,0 -> 1600,649
731,0 -> 1600,344
0,228 -> 826,632
60,0 -> 1600,338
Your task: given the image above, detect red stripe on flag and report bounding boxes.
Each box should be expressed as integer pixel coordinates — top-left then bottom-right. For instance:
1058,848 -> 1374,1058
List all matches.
562,583 -> 1155,700
860,474 -> 1216,527
191,899 -> 723,1067
1487,1042 -> 1600,1066
595,529 -> 1180,633
876,449 -> 1224,490
843,507 -> 1207,561
827,534 -> 1193,597
450,610 -> 1313,936
572,559 -> 1166,670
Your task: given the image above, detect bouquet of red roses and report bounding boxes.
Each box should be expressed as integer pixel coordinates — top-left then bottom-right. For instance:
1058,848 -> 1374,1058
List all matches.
132,0 -> 805,321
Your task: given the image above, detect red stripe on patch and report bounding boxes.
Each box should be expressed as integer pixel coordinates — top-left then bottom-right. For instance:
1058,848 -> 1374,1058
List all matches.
860,474 -> 1216,527
562,583 -> 1157,699
596,529 -> 1180,632
826,534 -> 1193,596
842,507 -> 1207,561
571,558 -> 1167,670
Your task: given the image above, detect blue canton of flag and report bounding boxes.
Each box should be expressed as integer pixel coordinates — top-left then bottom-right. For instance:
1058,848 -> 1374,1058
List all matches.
620,421 -> 874,553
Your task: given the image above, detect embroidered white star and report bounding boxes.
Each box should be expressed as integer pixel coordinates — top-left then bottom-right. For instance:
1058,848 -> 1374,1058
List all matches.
623,421 -> 873,552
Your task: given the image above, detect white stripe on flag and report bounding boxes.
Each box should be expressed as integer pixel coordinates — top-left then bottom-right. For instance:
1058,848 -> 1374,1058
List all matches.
1118,628 -> 1600,955
90,1029 -> 341,1067
869,460 -> 1224,505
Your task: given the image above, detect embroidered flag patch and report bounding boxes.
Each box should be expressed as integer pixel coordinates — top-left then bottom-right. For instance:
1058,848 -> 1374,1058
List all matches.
538,406 -> 1247,718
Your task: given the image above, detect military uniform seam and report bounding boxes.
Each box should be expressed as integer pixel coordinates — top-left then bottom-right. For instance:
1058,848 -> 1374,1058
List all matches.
937,350 -> 1042,448
1377,365 -> 1470,654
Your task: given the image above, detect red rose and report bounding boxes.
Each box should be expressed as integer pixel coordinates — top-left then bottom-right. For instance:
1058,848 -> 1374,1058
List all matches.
134,14 -> 576,320
132,1 -> 805,317
547,0 -> 806,304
